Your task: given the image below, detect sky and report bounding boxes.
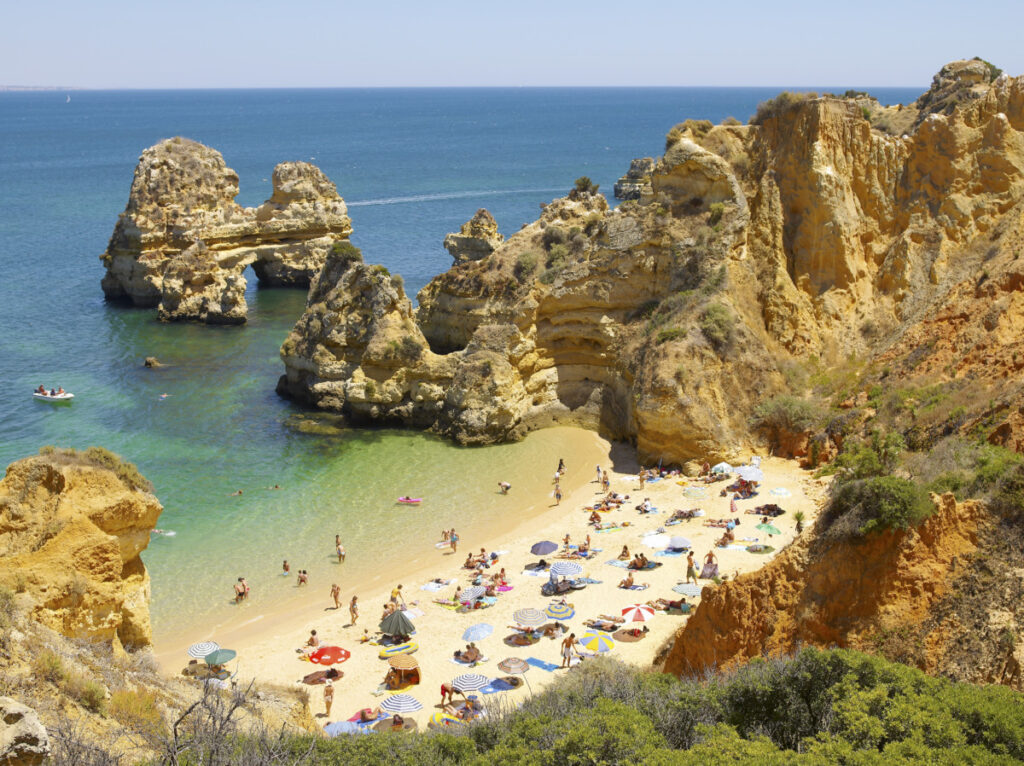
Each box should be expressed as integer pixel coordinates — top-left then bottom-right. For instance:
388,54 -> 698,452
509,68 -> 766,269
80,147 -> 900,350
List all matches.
2,0 -> 1022,89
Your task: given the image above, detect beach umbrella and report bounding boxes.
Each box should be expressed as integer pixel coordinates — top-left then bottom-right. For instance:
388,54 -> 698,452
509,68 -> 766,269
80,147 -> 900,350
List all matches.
452,673 -> 490,693
512,608 -> 546,627
310,646 -> 351,666
711,462 -> 732,474
769,487 -> 792,497
461,586 -> 486,602
379,610 -> 416,636
187,641 -> 219,659
756,523 -> 781,536
549,561 -> 582,577
388,654 -> 419,670
203,648 -> 236,665
380,694 -> 423,713
642,533 -> 670,549
545,603 -> 575,620
737,466 -> 764,483
462,623 -> 493,642
498,657 -> 533,695
579,632 -> 615,653
530,541 -> 558,556
324,721 -> 369,736
668,536 -> 692,550
622,604 -> 656,623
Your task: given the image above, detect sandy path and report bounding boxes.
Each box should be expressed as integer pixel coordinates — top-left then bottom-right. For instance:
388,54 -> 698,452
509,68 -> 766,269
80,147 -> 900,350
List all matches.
160,438 -> 827,729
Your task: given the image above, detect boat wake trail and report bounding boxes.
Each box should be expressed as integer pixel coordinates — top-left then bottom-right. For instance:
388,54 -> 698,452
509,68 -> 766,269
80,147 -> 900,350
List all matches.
347,188 -> 563,207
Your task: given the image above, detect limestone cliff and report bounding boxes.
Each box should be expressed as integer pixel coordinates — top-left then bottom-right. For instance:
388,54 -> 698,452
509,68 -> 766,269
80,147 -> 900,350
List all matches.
443,208 -> 504,263
279,60 -> 1024,465
0,448 -> 161,648
613,157 -> 654,200
100,137 -> 353,323
662,494 -> 1024,690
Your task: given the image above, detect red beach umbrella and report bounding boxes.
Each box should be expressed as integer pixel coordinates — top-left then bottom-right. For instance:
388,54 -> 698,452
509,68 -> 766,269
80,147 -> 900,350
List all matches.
310,646 -> 351,665
621,604 -> 655,623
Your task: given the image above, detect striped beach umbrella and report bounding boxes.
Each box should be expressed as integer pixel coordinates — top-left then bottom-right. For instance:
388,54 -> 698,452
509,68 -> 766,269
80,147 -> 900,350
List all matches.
497,657 -> 529,674
622,604 -> 656,623
388,654 -> 419,670
579,632 -> 615,653
461,586 -> 486,602
187,641 -> 219,659
452,673 -> 490,693
545,602 -> 575,620
549,561 -> 582,577
512,608 -> 546,627
462,623 -> 493,642
380,694 -> 423,713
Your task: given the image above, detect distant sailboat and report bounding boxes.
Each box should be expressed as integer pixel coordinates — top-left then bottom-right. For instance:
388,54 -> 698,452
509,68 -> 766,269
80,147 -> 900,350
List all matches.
66,94 -> 71,103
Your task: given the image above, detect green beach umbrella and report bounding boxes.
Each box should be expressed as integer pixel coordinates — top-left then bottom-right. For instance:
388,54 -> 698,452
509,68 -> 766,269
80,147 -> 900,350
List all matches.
380,610 -> 416,636
756,523 -> 781,536
204,648 -> 236,665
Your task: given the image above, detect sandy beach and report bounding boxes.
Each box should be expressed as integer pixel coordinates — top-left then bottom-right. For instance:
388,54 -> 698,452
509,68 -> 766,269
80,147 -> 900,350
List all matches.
155,436 -> 827,728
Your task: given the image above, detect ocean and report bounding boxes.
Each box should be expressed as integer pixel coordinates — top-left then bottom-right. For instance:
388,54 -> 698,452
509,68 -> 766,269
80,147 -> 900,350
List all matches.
0,86 -> 921,641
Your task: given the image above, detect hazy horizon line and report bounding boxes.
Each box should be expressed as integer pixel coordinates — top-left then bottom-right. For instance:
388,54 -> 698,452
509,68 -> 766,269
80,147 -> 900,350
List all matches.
0,83 -> 928,92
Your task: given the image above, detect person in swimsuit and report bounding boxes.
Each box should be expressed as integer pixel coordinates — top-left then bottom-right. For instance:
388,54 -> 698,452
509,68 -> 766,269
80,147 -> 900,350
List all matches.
323,680 -> 334,718
233,577 -> 246,603
686,552 -> 698,585
330,583 -> 341,609
560,633 -> 577,668
282,560 -> 290,575
349,595 -> 359,625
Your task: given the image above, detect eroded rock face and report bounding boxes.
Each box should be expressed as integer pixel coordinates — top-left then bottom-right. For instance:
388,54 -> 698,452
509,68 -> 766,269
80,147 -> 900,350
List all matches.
613,157 -> 654,200
0,698 -> 49,766
0,451 -> 162,648
278,61 -> 1024,464
443,209 -> 504,264
100,138 -> 353,323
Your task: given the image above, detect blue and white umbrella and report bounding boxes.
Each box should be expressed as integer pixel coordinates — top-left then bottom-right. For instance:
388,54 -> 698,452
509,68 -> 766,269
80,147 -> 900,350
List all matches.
324,721 -> 369,736
187,641 -> 219,659
711,462 -> 732,474
549,561 -> 582,577
737,466 -> 764,483
461,586 -> 486,602
380,694 -> 423,713
462,623 -> 493,642
530,541 -> 558,556
545,603 -> 575,620
452,673 -> 490,693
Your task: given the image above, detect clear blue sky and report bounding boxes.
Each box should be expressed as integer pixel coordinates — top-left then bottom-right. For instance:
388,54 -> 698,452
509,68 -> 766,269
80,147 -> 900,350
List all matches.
3,0 -> 1021,88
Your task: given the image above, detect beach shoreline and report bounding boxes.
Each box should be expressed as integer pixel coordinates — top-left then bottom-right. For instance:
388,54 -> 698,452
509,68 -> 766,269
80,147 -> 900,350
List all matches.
154,435 -> 827,727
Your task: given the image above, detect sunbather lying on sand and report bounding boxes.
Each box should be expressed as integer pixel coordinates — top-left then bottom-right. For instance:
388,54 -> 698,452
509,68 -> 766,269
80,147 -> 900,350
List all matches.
357,707 -> 382,723
584,618 -> 619,631
649,597 -> 690,611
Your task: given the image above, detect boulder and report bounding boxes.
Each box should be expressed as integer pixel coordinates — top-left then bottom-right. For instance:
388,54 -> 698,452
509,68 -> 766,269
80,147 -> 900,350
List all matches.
0,698 -> 49,765
443,209 -> 504,264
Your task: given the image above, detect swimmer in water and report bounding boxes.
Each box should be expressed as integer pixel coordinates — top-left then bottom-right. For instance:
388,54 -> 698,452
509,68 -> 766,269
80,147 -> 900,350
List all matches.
282,560 -> 290,575
229,489 -> 243,496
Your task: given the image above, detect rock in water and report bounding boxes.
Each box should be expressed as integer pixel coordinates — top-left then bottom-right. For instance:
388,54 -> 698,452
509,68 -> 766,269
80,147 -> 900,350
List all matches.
443,208 -> 504,263
0,698 -> 49,765
100,137 -> 353,323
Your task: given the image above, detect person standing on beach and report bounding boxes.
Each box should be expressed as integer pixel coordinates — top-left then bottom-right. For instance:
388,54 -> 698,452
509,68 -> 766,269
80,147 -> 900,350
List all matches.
349,595 -> 359,625
298,570 -> 308,586
686,552 -> 698,585
557,458 -> 565,474
330,583 -> 341,610
323,679 -> 334,718
554,483 -> 562,506
561,632 -> 577,668
282,560 -> 290,575
391,585 -> 406,608
602,471 -> 610,492
595,465 -> 602,483
450,530 -> 459,553
335,535 -> 346,563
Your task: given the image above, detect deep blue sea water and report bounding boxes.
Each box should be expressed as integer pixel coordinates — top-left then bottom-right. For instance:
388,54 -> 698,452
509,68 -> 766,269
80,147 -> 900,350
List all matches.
0,86 -> 921,641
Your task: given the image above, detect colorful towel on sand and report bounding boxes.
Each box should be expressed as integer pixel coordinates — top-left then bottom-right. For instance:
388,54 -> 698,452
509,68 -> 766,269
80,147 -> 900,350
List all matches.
621,584 -> 649,591
594,526 -> 623,534
724,544 -> 747,551
576,577 -> 603,584
348,711 -> 388,725
480,678 -> 516,694
526,657 -> 559,672
497,585 -> 513,592
673,583 -> 702,597
700,563 -> 719,579
645,477 -> 661,483
605,559 -> 629,568
404,608 -> 425,619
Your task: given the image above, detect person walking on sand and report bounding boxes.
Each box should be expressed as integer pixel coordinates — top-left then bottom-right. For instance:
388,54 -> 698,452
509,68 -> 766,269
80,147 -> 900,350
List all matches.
323,679 -> 334,718
554,483 -> 562,506
391,584 -> 406,608
686,552 -> 698,585
557,458 -> 565,474
335,535 -> 346,563
450,529 -> 459,553
282,560 -> 290,575
561,632 -> 577,668
349,595 -> 359,625
330,583 -> 341,609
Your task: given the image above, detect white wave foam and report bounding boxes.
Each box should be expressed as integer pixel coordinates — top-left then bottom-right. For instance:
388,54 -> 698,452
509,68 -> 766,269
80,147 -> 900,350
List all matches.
347,188 -> 562,207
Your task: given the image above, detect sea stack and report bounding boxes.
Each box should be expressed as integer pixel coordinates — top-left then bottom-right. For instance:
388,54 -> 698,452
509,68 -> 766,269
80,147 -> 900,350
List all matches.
100,137 -> 353,323
443,208 -> 504,263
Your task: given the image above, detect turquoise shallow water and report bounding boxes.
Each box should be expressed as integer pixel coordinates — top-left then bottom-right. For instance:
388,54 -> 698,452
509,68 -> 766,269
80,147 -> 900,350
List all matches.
0,86 -> 922,640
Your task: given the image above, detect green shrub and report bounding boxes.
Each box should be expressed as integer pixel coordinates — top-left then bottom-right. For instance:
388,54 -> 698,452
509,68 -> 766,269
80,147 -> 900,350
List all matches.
750,91 -> 819,125
329,240 -> 363,267
699,303 -> 734,351
831,430 -> 906,482
33,649 -> 68,684
514,251 -> 539,279
390,273 -> 404,292
546,243 -> 568,269
752,396 -> 821,434
541,225 -> 567,251
363,380 -> 376,397
110,689 -> 165,736
656,327 -> 686,344
708,202 -> 725,226
400,336 -> 423,360
826,476 -> 934,537
973,56 -> 1003,81
722,116 -> 742,126
538,267 -> 563,285
67,675 -> 107,713
572,176 -> 599,195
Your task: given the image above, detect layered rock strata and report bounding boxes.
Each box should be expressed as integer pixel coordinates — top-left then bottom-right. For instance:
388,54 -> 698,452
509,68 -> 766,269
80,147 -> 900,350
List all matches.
280,60 -> 1024,464
612,157 -> 654,199
100,137 -> 352,323
0,450 -> 162,648
443,208 -> 504,263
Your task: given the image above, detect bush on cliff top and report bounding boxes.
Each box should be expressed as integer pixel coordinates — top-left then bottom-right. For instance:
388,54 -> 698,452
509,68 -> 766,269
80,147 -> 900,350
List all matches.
749,91 -> 819,125
823,476 -> 934,538
108,650 -> 1024,766
38,445 -> 153,492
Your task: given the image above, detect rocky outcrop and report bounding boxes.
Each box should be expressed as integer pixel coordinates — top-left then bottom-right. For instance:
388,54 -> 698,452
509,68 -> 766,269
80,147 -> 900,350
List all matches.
443,209 -> 504,263
0,698 -> 49,766
662,495 -> 1001,681
100,137 -> 352,323
0,449 -> 162,648
613,157 -> 654,200
279,60 -> 1024,464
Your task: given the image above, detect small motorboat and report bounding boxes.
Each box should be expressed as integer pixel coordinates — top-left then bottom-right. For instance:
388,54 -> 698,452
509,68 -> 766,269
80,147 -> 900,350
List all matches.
33,391 -> 74,402
397,497 -> 422,504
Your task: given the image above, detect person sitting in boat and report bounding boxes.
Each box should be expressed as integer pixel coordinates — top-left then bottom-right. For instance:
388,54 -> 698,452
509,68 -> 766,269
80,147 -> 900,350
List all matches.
49,388 -> 57,396
36,385 -> 46,394
57,387 -> 65,395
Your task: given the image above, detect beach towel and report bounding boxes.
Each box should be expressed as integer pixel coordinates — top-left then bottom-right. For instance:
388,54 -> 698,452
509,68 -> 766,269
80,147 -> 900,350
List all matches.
594,526 -> 623,534
725,544 -> 747,551
420,581 -> 446,592
700,563 -> 719,579
404,608 -> 425,619
520,569 -> 546,577
576,577 -> 603,584
605,559 -> 629,568
526,657 -> 559,672
480,678 -> 516,694
622,584 -> 649,591
348,711 -> 388,725
497,585 -> 513,592
450,655 -> 489,667
665,520 -> 682,526
740,537 -> 759,542
646,477 -> 661,483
